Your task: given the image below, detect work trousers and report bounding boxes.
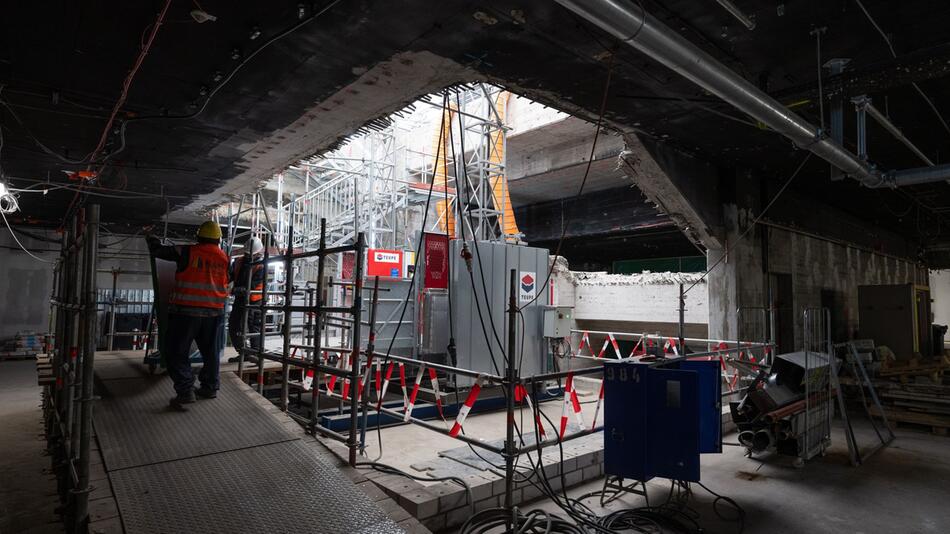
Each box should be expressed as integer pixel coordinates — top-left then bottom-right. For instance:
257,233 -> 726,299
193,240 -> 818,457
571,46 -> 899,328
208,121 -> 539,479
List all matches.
228,305 -> 263,353
165,312 -> 224,396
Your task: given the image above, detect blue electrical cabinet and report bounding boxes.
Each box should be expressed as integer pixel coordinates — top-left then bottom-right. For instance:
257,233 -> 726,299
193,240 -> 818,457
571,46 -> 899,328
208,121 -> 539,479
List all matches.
603,360 -> 721,482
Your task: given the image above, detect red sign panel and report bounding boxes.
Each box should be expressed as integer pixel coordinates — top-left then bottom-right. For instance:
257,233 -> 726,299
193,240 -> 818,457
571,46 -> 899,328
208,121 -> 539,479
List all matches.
423,233 -> 449,289
367,249 -> 404,278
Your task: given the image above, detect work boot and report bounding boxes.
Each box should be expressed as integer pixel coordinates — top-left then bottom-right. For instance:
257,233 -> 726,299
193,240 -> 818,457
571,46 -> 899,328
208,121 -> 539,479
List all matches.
194,385 -> 218,399
169,389 -> 196,411
227,356 -> 241,363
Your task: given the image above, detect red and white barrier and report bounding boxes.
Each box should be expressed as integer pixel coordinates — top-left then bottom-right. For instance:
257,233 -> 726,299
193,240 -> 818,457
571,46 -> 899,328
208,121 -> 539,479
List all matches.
515,384 -> 546,438
449,376 -> 485,437
303,369 -> 314,391
591,381 -> 605,431
577,331 -> 592,353
559,372 -> 584,439
404,364 -> 426,422
597,333 -> 623,359
428,367 -> 445,419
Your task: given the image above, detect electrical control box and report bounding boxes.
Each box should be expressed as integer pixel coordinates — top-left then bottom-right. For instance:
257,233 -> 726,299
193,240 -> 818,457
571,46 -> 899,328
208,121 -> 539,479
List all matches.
603,359 -> 721,483
543,306 -> 573,338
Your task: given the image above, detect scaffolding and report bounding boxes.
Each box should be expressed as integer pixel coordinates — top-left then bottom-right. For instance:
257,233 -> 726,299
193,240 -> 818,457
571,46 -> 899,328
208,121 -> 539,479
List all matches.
43,204 -> 101,531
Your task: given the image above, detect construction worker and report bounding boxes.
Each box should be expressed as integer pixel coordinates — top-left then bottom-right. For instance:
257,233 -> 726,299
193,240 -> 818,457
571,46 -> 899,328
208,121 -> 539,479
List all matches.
228,236 -> 265,362
146,220 -> 229,409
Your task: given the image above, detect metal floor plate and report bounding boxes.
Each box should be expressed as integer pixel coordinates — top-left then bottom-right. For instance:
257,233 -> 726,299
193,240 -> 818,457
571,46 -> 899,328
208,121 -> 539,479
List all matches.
110,439 -> 404,534
94,356 -> 160,381
94,375 -> 297,471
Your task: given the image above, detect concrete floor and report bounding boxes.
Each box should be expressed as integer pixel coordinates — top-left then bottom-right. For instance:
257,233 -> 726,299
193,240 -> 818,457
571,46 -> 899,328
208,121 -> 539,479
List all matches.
0,360 -> 63,533
362,376 -> 604,476
363,379 -> 950,533
525,421 -> 950,534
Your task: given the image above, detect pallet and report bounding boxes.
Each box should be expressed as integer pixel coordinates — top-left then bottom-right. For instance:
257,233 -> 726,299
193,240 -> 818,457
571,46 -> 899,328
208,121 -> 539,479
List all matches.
870,405 -> 950,436
0,352 -> 38,361
880,355 -> 950,383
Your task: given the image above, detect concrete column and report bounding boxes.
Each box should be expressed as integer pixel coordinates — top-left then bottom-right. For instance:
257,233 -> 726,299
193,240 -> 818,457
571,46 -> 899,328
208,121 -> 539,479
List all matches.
706,204 -> 766,342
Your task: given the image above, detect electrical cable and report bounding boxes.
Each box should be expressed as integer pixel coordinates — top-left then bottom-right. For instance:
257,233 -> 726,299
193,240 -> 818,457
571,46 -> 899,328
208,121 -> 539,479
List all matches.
0,209 -> 55,263
853,0 -> 950,139
519,55 -> 615,310
126,0 -> 343,124
680,151 -> 813,296
354,461 -> 475,515
366,92 -> 451,461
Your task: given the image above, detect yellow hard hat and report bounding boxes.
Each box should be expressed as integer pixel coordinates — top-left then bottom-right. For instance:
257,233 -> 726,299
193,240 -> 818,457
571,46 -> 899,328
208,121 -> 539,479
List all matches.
196,220 -> 222,240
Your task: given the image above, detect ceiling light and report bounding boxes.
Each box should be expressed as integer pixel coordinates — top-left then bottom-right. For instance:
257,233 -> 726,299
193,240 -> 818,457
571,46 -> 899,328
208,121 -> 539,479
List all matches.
190,9 -> 217,23
231,48 -> 242,60
249,26 -> 261,40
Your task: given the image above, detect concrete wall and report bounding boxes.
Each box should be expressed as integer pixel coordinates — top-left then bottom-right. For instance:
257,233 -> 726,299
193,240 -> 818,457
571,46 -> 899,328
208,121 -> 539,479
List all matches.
932,270 -> 950,327
552,255 -> 709,344
709,204 -> 925,349
0,232 -> 57,338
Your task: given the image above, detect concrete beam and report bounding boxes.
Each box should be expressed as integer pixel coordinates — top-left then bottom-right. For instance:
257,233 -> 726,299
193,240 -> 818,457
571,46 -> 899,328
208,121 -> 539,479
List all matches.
619,134 -> 723,249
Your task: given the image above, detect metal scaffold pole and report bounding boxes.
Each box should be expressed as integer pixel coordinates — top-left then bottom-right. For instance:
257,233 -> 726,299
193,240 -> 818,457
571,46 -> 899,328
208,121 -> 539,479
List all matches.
504,268 -> 517,515
75,203 -> 99,531
310,219 -> 327,433
347,232 -> 365,466
280,206 -> 295,411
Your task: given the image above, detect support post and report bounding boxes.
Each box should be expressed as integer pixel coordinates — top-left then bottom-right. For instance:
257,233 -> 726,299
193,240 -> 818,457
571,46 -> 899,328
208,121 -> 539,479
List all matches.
74,204 -> 99,531
504,269 -> 517,516
107,268 -> 118,351
280,208 -> 295,411
347,232 -> 365,466
359,276 -> 380,453
256,234 -> 270,393
678,283 -> 686,351
236,249 -> 253,377
310,219 -> 327,433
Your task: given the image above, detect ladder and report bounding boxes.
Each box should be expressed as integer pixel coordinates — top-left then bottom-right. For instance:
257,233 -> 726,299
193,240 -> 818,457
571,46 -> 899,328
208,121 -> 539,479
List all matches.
830,341 -> 895,466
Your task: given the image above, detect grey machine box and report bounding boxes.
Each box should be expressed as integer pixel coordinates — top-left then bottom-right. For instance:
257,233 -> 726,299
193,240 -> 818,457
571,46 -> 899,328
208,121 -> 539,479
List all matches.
543,306 -> 574,338
448,239 -> 550,386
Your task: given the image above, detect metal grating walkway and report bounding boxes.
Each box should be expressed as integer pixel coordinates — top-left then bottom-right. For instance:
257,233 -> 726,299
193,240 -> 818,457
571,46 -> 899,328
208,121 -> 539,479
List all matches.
93,353 -> 404,534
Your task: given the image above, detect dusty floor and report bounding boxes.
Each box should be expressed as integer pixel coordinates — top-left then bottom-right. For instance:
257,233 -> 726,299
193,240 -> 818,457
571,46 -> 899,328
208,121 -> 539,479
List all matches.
0,360 -> 63,533
363,379 -> 950,533
522,420 -> 950,534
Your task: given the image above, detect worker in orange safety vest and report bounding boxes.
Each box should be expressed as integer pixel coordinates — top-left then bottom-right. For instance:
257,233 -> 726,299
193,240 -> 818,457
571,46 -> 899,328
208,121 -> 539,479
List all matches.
146,220 -> 230,410
227,236 -> 265,362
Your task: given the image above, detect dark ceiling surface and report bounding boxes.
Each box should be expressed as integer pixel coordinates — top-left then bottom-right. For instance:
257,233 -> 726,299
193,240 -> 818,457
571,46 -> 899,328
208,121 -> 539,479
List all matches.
1,0 -> 949,259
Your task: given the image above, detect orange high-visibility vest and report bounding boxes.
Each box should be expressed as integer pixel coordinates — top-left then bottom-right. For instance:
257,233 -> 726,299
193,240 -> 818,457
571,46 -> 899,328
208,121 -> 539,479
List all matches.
170,243 -> 229,309
232,256 -> 264,303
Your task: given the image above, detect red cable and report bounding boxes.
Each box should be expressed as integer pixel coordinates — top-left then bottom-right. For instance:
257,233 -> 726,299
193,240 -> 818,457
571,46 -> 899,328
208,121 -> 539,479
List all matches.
62,0 -> 172,226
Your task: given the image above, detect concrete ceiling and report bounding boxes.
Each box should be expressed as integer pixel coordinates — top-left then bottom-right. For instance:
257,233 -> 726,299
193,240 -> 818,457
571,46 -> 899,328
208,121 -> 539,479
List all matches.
0,0 -> 948,258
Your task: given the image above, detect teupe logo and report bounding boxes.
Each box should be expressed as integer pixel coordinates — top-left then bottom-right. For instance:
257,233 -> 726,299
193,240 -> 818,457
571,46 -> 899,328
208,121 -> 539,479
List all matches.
521,273 -> 535,294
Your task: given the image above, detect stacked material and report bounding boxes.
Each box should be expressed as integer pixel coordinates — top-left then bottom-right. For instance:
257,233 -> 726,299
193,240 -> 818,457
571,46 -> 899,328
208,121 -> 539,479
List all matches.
0,331 -> 45,360
870,381 -> 950,436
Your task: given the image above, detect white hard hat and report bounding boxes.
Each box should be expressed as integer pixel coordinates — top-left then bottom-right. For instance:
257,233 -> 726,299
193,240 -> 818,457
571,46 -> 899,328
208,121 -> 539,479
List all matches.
247,237 -> 264,256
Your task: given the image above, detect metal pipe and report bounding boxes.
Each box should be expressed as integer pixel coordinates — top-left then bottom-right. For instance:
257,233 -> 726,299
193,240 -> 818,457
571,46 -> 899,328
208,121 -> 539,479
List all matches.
889,162 -> 950,186
504,269 -> 517,515
855,96 -> 934,167
370,351 -> 505,383
310,219 -> 327,433
713,0 -> 755,30
107,269 -> 118,351
553,0 -> 884,187
75,203 -> 99,531
358,276 -> 380,453
280,210 -> 294,412
347,232 -> 365,466
256,235 -> 269,393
